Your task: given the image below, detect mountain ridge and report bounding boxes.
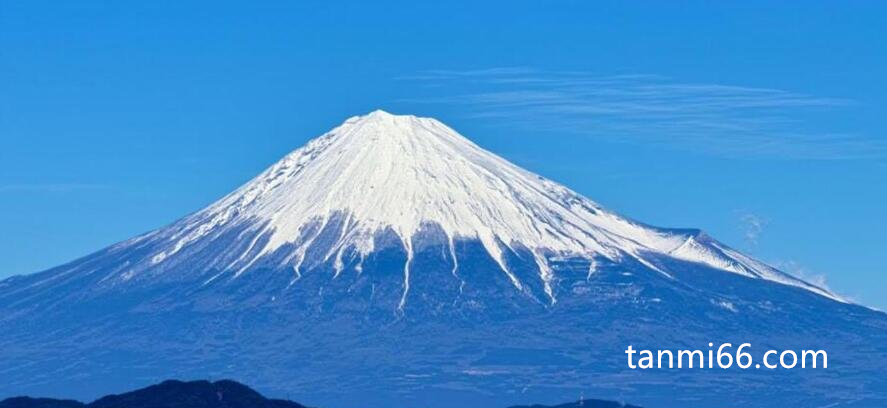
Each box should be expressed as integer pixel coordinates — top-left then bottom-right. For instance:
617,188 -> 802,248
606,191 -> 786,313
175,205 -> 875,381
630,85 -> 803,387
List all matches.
11,110 -> 836,307
0,379 -> 639,408
0,111 -> 883,408
0,380 -> 308,408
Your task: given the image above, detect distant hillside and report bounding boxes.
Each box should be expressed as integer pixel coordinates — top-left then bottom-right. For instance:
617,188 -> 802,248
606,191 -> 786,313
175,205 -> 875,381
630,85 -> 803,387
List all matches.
0,397 -> 84,408
508,399 -> 642,408
0,379 -> 642,408
0,380 -> 308,408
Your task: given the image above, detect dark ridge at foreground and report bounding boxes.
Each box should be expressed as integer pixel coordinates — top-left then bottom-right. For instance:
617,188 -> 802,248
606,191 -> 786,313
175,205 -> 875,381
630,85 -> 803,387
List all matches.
0,380 -> 308,408
508,400 -> 642,408
0,380 -> 641,408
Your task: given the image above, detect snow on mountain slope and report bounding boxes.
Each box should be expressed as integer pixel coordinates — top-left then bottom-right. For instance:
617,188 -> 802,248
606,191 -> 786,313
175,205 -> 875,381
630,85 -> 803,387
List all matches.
4,110 -> 881,408
121,110 -> 837,304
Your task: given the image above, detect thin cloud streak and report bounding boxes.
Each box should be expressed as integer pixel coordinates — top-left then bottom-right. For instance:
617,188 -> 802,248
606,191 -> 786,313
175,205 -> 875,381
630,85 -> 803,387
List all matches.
399,68 -> 881,160
0,183 -> 111,193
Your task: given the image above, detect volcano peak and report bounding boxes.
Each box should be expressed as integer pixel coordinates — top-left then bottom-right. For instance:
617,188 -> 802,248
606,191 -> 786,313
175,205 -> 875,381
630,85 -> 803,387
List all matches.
127,112 -> 841,305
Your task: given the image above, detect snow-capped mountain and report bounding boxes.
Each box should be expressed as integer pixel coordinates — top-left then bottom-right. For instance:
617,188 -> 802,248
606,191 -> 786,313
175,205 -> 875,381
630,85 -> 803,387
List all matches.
0,111 -> 884,408
100,110 -> 832,303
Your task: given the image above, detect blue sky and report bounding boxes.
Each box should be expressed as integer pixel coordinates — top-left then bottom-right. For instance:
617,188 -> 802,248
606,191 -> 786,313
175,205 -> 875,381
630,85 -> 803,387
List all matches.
1,1 -> 885,307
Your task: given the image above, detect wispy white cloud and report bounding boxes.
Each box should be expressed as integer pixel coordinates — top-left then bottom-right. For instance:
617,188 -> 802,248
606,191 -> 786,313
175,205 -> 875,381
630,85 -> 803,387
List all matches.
399,67 -> 883,159
771,259 -> 837,295
770,259 -> 876,308
0,183 -> 110,193
738,212 -> 768,247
